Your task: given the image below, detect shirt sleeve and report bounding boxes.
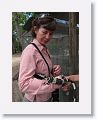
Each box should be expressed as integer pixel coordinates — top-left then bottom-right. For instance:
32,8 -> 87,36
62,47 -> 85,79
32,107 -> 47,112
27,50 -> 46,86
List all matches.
18,46 -> 61,95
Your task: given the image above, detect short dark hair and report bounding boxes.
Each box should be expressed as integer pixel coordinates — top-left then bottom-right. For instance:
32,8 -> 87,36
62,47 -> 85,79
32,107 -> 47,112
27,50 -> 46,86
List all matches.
31,13 -> 56,38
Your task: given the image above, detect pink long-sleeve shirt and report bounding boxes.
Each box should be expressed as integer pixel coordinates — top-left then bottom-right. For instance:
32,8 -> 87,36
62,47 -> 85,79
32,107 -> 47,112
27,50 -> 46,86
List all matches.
18,39 -> 61,102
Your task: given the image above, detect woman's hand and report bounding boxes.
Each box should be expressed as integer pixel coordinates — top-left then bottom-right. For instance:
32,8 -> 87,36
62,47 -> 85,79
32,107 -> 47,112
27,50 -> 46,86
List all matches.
52,65 -> 61,77
62,82 -> 72,91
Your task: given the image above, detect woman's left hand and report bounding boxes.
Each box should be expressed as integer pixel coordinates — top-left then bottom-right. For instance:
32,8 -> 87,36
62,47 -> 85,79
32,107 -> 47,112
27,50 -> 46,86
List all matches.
62,82 -> 72,91
52,65 -> 61,77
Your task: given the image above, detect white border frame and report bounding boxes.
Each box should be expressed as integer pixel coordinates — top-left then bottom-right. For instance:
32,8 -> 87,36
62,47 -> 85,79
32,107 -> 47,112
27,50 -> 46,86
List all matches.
0,0 -> 91,114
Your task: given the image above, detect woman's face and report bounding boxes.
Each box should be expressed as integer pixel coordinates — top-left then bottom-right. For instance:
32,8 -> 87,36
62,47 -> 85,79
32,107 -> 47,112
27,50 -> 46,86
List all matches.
35,27 -> 53,45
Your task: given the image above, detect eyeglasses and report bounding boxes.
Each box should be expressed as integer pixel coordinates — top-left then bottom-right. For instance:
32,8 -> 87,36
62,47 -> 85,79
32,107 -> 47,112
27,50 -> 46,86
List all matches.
34,13 -> 56,31
37,13 -> 54,20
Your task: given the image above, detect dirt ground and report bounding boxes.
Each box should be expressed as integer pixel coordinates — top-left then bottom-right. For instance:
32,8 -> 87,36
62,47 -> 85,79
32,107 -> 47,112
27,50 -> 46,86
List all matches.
12,53 -> 23,102
12,53 -> 21,77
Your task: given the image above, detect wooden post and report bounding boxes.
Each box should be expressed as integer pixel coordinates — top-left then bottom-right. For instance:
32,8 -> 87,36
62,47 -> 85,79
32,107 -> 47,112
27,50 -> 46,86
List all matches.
69,12 -> 79,74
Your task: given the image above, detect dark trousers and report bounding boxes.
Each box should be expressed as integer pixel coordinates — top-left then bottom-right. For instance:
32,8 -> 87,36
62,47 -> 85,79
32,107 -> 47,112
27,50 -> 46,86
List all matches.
52,89 -> 59,102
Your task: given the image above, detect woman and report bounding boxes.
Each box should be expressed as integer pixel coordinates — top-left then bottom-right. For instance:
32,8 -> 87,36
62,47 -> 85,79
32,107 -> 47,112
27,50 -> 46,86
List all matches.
18,13 -> 62,102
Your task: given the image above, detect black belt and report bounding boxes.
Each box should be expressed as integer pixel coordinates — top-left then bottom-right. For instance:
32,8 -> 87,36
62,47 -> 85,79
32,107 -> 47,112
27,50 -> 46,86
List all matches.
33,74 -> 46,80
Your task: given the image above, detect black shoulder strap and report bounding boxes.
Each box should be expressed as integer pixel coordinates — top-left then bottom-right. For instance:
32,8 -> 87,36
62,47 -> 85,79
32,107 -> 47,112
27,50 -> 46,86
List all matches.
30,43 -> 51,76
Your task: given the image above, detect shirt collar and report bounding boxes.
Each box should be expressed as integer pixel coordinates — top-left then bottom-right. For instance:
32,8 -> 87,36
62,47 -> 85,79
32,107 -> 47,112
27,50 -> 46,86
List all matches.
32,39 -> 47,51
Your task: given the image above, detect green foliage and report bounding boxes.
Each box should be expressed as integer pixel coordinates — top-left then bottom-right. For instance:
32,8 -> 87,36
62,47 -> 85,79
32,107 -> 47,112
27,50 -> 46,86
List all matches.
12,12 -> 35,54
15,41 -> 22,53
